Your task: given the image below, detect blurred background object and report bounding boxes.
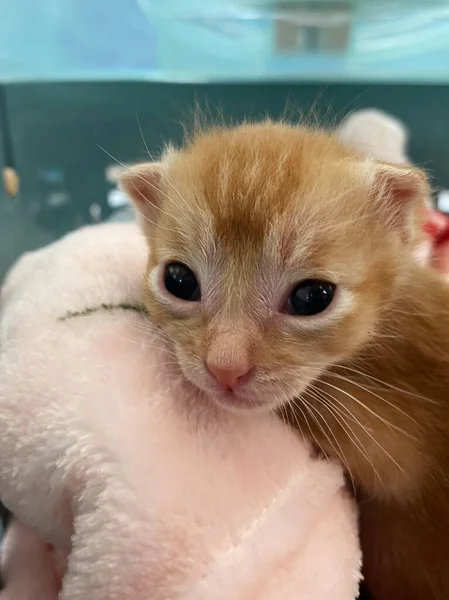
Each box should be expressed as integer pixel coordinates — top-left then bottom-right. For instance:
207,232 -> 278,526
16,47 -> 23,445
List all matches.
1,0 -> 449,82
0,0 -> 449,277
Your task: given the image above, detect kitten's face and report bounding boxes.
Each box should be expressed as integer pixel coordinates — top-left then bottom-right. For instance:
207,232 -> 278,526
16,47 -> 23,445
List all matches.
123,123 -> 425,413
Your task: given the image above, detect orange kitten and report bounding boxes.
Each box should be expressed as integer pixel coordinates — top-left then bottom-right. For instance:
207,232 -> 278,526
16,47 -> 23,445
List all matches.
121,121 -> 449,599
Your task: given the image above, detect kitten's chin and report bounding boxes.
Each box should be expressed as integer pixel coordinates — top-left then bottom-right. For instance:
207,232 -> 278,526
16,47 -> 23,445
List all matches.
194,379 -> 293,414
210,390 -> 277,414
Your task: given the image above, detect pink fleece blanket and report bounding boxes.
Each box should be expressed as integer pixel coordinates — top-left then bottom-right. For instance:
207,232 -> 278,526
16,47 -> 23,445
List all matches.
0,222 -> 361,599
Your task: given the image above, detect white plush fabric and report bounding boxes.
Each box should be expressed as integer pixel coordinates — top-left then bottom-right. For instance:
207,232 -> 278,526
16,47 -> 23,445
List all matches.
0,222 -> 360,599
338,108 -> 409,164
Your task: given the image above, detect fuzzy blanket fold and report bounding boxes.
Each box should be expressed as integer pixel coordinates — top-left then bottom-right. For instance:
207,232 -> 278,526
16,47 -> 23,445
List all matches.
0,223 -> 361,599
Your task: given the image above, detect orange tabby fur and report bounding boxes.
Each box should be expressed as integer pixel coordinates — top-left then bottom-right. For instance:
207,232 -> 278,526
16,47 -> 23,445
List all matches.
121,121 -> 448,600
289,262 -> 449,600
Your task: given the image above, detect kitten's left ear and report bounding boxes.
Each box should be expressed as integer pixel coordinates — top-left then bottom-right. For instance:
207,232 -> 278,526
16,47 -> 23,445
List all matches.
372,162 -> 429,241
119,162 -> 163,227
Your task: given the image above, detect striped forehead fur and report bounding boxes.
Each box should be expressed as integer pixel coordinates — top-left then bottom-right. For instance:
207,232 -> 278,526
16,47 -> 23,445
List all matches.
163,121 -> 367,256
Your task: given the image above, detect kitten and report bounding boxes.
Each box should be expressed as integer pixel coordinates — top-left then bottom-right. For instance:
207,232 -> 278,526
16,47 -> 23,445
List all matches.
121,121 -> 449,600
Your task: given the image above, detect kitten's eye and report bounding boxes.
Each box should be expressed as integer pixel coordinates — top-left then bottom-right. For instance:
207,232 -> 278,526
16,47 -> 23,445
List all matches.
164,262 -> 201,301
286,280 -> 336,316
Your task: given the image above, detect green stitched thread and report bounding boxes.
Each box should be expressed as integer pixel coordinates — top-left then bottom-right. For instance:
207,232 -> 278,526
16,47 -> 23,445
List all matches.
59,303 -> 148,322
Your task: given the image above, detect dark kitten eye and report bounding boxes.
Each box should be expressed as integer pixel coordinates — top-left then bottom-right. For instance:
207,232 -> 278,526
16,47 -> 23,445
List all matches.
286,280 -> 336,316
164,262 -> 201,301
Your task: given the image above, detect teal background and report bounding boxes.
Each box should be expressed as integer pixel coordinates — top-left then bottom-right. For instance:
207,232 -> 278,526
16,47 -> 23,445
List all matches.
1,81 -> 449,277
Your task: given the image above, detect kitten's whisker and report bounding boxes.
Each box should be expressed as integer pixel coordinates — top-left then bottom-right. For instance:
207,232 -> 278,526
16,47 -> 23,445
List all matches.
273,403 -> 297,439
332,363 -> 439,406
278,380 -> 347,471
317,380 -> 405,476
129,321 -> 170,339
304,387 -> 358,489
308,360 -> 439,406
317,377 -> 401,434
273,386 -> 309,446
298,396 -> 347,468
310,383 -> 375,435
136,113 -> 202,218
147,360 -> 183,368
274,383 -> 325,459
327,373 -> 421,432
308,385 -> 383,487
289,397 -> 331,462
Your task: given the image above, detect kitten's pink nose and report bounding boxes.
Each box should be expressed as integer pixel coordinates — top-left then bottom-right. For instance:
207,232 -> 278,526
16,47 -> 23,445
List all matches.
207,362 -> 253,390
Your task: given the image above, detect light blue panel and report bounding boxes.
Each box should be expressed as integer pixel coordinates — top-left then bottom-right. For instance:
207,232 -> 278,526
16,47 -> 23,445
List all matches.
0,0 -> 157,82
1,0 -> 449,83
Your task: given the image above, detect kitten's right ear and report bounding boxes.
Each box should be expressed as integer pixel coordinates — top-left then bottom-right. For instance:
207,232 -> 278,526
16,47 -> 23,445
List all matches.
371,162 -> 429,243
119,162 -> 163,227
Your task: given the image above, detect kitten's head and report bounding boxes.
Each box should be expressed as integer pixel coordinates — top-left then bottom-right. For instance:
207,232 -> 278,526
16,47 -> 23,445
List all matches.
121,122 -> 428,413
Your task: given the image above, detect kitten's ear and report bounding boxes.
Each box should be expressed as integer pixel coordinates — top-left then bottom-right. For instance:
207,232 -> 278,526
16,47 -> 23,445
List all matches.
119,162 -> 163,227
372,162 -> 429,241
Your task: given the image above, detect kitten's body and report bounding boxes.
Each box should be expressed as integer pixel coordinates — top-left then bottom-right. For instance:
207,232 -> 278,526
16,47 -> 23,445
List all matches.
287,262 -> 449,599
121,121 -> 449,599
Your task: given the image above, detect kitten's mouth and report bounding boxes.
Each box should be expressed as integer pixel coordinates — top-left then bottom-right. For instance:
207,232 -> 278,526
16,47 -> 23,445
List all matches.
203,381 -> 286,414
174,347 -> 293,413
214,389 -> 268,412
